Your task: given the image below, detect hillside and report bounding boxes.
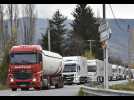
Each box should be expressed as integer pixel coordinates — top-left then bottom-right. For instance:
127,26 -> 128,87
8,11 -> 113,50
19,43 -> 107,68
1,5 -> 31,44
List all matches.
2,18 -> 134,63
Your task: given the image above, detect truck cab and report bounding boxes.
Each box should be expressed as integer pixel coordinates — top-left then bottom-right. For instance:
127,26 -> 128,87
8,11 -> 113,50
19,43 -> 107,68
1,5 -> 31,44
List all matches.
87,60 -> 97,82
63,61 -> 80,84
112,64 -> 119,80
62,56 -> 88,85
7,45 -> 43,91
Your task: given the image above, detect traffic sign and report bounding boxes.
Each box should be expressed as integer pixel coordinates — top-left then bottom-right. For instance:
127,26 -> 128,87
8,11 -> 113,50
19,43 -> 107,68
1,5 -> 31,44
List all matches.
99,20 -> 112,42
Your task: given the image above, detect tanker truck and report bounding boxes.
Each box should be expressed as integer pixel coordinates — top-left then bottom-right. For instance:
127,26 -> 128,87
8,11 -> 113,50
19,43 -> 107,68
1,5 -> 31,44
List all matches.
7,45 -> 64,91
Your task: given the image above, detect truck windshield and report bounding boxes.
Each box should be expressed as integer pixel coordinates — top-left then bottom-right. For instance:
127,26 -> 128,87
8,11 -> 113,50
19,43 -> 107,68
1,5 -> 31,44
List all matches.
63,64 -> 76,72
87,65 -> 96,72
10,53 -> 39,64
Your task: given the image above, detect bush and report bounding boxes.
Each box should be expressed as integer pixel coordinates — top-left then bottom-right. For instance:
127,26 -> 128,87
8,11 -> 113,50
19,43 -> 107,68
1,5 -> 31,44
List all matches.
0,84 -> 8,90
82,50 -> 95,59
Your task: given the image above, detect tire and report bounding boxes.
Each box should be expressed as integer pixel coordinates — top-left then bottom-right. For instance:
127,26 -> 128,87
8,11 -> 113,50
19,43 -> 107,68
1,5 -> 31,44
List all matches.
60,81 -> 64,88
55,84 -> 59,88
116,76 -> 118,81
55,76 -> 64,88
41,79 -> 50,90
34,87 -> 41,91
12,88 -> 17,91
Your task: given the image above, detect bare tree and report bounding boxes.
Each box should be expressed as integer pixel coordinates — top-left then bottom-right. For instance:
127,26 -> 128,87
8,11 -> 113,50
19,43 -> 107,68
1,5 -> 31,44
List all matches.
13,4 -> 19,45
22,4 -> 36,45
0,4 -> 4,49
6,4 -> 19,46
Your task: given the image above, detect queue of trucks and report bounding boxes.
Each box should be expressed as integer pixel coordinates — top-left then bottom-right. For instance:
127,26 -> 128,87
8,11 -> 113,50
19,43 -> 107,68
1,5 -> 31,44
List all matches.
7,45 -> 134,91
63,58 -> 134,84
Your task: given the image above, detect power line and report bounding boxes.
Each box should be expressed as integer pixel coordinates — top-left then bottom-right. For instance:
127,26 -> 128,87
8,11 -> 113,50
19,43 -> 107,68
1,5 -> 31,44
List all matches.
109,4 -> 127,33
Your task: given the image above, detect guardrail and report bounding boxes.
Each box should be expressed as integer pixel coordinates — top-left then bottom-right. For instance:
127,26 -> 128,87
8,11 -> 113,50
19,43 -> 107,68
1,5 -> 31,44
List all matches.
81,86 -> 134,96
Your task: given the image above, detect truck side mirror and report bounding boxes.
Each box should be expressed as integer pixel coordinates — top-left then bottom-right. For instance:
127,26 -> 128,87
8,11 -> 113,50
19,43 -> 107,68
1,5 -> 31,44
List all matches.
39,54 -> 42,62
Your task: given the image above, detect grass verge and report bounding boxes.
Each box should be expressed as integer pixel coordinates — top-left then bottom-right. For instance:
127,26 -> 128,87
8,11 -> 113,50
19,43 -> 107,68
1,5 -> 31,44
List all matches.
110,80 -> 134,91
0,84 -> 9,90
78,87 -> 85,96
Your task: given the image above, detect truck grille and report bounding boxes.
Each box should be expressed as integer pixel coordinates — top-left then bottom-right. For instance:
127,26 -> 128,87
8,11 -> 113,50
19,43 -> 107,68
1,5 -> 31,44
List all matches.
63,74 -> 74,81
16,82 -> 31,86
13,72 -> 32,80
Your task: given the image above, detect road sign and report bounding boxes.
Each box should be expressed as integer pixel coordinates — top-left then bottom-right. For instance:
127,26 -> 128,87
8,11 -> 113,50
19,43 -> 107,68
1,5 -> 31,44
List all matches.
99,21 -> 112,42
99,21 -> 108,33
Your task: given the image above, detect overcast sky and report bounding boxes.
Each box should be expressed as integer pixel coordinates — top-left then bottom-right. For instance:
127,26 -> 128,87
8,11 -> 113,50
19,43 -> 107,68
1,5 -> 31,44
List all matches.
36,4 -> 134,19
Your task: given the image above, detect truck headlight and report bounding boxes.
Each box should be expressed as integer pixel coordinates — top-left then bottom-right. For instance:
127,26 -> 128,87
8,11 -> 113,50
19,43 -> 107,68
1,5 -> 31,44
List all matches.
32,78 -> 37,82
10,78 -> 14,83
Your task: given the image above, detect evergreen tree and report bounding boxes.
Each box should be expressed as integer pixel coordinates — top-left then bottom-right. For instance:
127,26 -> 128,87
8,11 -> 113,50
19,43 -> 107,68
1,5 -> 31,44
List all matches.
41,29 -> 48,50
49,10 -> 67,55
71,4 -> 103,59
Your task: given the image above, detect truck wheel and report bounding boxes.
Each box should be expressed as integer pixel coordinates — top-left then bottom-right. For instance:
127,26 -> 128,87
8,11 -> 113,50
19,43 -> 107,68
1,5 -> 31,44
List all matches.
12,88 -> 17,91
41,79 -> 50,90
116,76 -> 118,81
55,84 -> 59,88
34,87 -> 41,91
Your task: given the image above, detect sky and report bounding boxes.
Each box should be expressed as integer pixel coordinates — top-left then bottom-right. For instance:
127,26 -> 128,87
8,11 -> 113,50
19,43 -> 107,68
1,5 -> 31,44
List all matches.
36,4 -> 134,19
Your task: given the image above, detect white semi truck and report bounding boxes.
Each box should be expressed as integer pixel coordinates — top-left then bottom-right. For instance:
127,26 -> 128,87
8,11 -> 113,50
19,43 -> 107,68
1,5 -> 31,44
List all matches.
94,59 -> 113,83
87,59 -> 113,83
62,56 -> 88,85
112,64 -> 120,80
118,65 -> 127,80
87,59 -> 97,82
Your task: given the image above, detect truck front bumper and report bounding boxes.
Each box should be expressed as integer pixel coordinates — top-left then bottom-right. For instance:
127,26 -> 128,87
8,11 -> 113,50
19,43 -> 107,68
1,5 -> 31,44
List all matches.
9,79 -> 40,88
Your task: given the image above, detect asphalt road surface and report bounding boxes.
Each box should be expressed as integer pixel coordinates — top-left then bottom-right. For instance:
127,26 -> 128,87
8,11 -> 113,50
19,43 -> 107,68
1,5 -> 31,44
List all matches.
0,85 -> 81,96
0,80 -> 132,96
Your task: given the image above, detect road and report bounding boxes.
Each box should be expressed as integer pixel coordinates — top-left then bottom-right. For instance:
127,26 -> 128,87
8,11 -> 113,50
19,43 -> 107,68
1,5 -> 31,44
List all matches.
109,79 -> 131,86
0,85 -> 80,96
0,80 -> 131,96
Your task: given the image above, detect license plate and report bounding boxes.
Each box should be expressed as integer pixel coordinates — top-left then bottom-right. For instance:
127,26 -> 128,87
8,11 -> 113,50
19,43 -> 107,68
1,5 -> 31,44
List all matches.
19,84 -> 27,86
66,79 -> 71,80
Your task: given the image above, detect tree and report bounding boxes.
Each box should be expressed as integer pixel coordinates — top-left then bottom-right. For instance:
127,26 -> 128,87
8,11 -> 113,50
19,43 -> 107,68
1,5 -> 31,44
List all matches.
41,28 -> 48,50
0,4 -> 4,49
7,4 -> 19,46
48,10 -> 67,55
0,4 -> 19,84
22,4 -> 36,45
71,4 -> 103,59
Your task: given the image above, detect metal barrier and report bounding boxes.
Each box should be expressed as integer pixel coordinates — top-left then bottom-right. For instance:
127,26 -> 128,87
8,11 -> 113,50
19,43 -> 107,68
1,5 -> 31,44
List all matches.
81,86 -> 134,96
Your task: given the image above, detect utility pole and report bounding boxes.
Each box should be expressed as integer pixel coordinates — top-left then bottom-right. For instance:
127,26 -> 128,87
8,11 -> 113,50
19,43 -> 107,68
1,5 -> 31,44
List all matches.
48,20 -> 51,51
87,40 -> 95,55
103,4 -> 109,89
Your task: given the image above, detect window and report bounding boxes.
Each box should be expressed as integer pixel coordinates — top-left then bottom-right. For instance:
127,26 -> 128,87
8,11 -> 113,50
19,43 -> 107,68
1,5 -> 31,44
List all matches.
10,52 -> 40,64
63,64 -> 76,72
87,65 -> 96,72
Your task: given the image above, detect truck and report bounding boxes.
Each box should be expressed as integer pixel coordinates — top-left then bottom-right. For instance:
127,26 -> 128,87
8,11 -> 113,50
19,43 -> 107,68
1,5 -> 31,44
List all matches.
118,65 -> 127,80
62,56 -> 88,85
87,59 -> 113,83
7,45 -> 64,91
87,59 -> 97,82
112,64 -> 119,80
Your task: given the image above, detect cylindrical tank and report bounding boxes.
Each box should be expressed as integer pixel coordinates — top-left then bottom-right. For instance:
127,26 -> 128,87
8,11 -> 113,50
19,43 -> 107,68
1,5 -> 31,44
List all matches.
42,50 -> 64,76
